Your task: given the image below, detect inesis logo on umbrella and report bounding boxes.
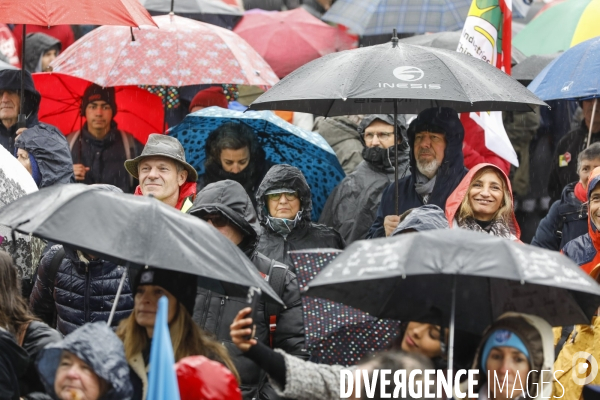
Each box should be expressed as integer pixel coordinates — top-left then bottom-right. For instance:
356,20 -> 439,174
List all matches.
378,66 -> 441,90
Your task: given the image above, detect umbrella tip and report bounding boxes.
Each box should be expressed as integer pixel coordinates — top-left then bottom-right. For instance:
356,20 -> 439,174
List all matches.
391,29 -> 398,48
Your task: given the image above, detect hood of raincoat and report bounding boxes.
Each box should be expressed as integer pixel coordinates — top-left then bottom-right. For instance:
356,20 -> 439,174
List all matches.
445,163 -> 521,240
36,322 -> 133,400
23,33 -> 61,73
0,69 -> 41,123
391,204 -> 449,235
14,124 -> 74,188
187,179 -> 260,256
256,164 -> 312,224
470,312 -> 554,399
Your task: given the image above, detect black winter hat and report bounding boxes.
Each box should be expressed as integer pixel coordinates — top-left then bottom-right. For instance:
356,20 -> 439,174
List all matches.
131,267 -> 197,315
80,84 -> 117,117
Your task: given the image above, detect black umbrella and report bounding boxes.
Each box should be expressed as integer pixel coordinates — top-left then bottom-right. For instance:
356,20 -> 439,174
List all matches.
512,53 -> 561,85
140,0 -> 243,29
398,31 -> 526,66
303,229 -> 600,371
249,31 -> 546,213
0,184 -> 283,306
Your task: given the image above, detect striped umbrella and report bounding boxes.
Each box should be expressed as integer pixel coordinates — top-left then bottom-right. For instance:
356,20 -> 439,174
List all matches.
514,0 -> 600,56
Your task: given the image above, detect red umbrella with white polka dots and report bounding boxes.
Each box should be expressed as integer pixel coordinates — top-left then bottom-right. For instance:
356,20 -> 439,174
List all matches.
50,14 -> 279,88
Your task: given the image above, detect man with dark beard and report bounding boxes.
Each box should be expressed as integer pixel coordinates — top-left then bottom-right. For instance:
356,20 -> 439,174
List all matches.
367,107 -> 468,238
319,114 -> 410,244
197,122 -> 270,206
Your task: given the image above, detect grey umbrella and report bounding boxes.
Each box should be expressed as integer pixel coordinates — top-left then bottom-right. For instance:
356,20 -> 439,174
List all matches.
303,229 -> 600,371
398,31 -> 527,66
0,184 -> 283,306
249,33 -> 546,213
140,0 -> 242,29
512,53 -> 561,85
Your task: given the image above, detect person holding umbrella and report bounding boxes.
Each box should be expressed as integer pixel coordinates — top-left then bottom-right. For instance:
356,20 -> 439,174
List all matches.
319,114 -> 410,244
66,84 -> 143,194
116,267 -> 239,400
0,69 -> 43,154
532,143 -> 600,251
255,164 -> 345,268
124,134 -> 197,211
198,122 -> 270,206
367,107 -> 467,238
548,99 -> 600,203
187,179 -> 306,400
445,163 -> 521,241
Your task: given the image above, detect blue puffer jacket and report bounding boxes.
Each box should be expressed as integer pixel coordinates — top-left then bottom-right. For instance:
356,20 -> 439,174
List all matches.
30,245 -> 134,335
367,107 -> 468,238
531,182 -> 588,251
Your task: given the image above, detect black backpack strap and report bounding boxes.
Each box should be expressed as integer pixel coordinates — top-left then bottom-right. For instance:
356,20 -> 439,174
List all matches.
265,259 -> 288,348
555,325 -> 575,359
47,247 -> 66,295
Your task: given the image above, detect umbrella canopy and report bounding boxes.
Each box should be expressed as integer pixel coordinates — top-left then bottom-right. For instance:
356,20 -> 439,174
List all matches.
528,36 -> 600,101
0,59 -> 17,70
511,53 -> 560,86
291,250 -> 400,366
233,8 -> 356,78
322,0 -> 472,36
0,184 -> 283,305
0,146 -> 44,280
303,229 -> 600,335
168,106 -> 344,220
513,0 -> 600,56
50,14 -> 279,88
141,0 -> 243,30
0,0 -> 157,26
249,40 -> 547,115
398,31 -> 526,66
32,72 -> 164,144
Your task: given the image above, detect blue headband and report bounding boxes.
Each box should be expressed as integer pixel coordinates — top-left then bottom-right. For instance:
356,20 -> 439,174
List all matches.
14,148 -> 41,187
480,329 -> 530,372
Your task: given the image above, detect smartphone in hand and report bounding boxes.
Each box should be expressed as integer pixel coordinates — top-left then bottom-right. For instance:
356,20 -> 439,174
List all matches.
244,287 -> 262,340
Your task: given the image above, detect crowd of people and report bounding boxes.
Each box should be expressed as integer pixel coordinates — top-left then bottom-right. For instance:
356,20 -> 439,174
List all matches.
1,13 -> 600,400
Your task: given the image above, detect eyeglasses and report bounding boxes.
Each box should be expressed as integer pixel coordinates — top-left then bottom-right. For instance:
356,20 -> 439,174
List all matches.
266,192 -> 299,201
202,214 -> 229,228
364,132 -> 394,142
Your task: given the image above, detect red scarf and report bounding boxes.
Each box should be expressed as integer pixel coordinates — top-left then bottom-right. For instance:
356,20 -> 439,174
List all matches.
575,182 -> 588,203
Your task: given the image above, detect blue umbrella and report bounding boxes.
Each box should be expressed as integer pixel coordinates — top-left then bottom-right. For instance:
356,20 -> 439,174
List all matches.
528,36 -> 600,102
528,36 -> 600,147
168,107 -> 345,221
322,0 -> 471,36
147,296 -> 181,400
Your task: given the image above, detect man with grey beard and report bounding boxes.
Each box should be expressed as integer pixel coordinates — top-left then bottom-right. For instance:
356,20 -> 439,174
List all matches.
367,107 -> 468,238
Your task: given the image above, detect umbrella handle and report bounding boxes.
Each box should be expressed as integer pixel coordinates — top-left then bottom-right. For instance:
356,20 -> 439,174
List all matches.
18,25 -> 26,129
107,268 -> 128,327
394,99 -> 399,215
448,275 -> 456,375
587,98 -> 598,148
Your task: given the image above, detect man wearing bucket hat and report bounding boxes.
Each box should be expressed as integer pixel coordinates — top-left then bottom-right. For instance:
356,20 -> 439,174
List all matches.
66,84 -> 143,193
125,134 -> 198,212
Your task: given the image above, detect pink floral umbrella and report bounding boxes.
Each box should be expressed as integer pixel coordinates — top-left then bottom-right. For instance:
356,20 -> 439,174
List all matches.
50,14 -> 279,88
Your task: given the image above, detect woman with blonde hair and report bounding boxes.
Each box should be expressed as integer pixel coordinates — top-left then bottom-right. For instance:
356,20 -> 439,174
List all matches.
116,267 -> 239,399
445,163 -> 520,240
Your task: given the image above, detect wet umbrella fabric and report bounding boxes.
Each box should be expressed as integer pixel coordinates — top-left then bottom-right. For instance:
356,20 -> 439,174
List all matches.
0,146 -> 44,280
32,72 -> 164,144
528,36 -> 600,101
233,8 -> 356,78
304,229 -> 600,335
291,249 -> 400,366
398,31 -> 526,66
322,0 -> 471,36
0,184 -> 283,305
50,14 -> 279,88
511,53 -> 560,85
140,0 -> 243,30
168,107 -> 344,221
249,40 -> 547,116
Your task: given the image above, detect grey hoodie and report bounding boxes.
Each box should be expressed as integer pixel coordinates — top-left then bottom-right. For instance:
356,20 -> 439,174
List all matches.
23,33 -> 61,73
